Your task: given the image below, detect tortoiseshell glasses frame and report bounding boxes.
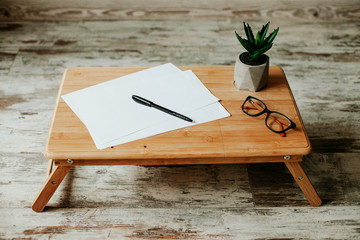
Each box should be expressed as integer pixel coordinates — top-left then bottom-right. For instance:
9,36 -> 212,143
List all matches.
241,96 -> 296,136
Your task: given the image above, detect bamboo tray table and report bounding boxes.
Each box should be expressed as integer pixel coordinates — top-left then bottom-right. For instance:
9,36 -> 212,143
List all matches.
32,66 -> 322,212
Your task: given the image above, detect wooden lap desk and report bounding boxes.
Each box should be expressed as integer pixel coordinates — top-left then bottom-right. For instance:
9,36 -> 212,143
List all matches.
32,66 -> 321,212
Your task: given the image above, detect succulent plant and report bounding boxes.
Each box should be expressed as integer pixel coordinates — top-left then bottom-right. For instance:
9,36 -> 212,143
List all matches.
235,22 -> 279,62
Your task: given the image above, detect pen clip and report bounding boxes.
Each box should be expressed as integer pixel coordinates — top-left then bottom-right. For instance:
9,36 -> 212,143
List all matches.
132,95 -> 153,107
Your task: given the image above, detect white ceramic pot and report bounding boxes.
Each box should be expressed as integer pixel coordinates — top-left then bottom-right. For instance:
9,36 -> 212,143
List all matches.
234,53 -> 269,92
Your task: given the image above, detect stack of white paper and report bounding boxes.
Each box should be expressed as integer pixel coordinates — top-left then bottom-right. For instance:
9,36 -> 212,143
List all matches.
62,63 -> 230,149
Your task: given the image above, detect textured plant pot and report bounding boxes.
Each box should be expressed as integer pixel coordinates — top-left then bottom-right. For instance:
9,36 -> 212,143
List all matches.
234,53 -> 269,92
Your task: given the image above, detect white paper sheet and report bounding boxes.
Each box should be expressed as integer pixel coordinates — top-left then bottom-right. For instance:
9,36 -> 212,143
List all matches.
96,102 -> 230,149
62,63 -> 230,149
93,70 -> 230,149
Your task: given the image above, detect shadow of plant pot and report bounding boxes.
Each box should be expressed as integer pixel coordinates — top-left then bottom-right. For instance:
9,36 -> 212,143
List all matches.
234,53 -> 269,92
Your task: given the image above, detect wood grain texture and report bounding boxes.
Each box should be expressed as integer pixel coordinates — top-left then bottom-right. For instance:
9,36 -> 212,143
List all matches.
44,66 -> 310,160
0,0 -> 359,22
2,206 -> 360,239
0,0 -> 359,238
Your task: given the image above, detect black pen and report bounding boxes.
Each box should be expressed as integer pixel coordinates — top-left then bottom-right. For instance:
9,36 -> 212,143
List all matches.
132,95 -> 194,123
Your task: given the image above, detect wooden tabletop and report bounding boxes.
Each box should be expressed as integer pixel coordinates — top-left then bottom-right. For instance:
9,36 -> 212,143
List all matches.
44,66 -> 311,161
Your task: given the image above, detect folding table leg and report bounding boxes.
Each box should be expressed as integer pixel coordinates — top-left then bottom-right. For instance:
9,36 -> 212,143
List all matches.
285,161 -> 322,207
32,165 -> 72,212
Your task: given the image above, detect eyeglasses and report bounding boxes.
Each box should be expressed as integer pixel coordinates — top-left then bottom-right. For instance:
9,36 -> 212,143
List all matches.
241,96 -> 296,137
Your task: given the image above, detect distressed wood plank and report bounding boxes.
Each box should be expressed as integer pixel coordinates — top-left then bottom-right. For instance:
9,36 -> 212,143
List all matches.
0,155 -> 253,209
247,163 -> 310,206
0,1 -> 359,238
1,207 -> 359,239
0,0 -> 359,22
0,47 -> 17,74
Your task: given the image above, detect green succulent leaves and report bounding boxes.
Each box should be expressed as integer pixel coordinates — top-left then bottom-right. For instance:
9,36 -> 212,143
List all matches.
235,22 -> 279,62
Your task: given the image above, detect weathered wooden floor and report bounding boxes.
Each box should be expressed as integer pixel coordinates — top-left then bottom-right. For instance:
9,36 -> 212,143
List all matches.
0,0 -> 359,239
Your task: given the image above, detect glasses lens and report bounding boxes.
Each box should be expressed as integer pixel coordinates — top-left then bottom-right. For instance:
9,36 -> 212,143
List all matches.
266,112 -> 291,132
243,97 -> 266,116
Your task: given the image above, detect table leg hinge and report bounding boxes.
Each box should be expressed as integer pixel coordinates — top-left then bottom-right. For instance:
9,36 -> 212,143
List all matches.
284,155 -> 291,160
